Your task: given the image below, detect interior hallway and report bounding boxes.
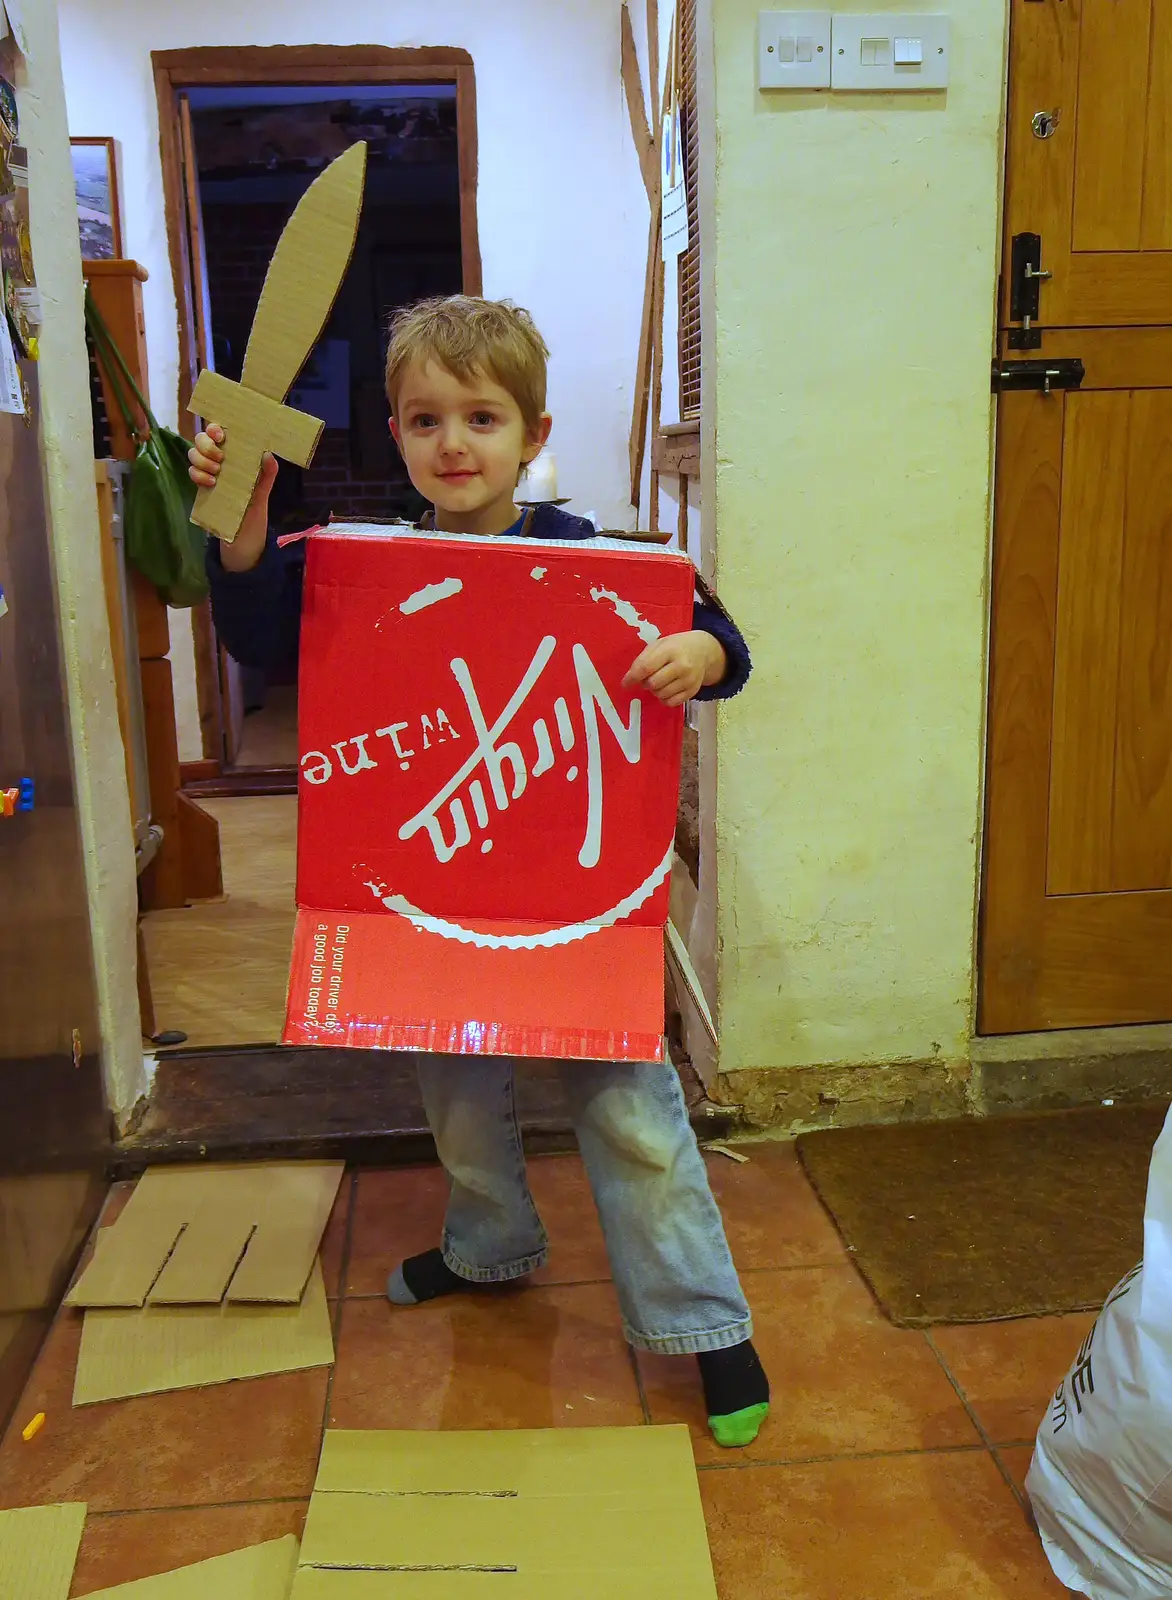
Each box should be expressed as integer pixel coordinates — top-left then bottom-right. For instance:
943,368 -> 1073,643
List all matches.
141,795 -> 297,1049
235,686 -> 299,769
0,1143 -> 1071,1596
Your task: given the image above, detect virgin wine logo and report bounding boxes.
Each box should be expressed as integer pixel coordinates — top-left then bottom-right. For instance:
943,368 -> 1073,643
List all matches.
399,636 -> 641,869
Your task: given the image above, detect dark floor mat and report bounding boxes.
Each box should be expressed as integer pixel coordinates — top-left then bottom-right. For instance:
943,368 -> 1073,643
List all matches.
796,1101 -> 1168,1326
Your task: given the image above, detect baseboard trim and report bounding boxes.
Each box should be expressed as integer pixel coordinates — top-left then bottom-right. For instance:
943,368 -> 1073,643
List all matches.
713,1030 -> 1172,1135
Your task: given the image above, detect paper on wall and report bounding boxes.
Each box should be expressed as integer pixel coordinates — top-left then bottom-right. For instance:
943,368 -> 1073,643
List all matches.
662,109 -> 689,261
0,2 -> 26,57
0,305 -> 23,414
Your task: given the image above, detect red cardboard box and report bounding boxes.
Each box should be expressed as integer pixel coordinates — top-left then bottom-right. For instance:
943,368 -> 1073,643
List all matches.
282,527 -> 694,1061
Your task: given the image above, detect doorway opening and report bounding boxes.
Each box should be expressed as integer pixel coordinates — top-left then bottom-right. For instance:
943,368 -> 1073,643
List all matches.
193,83 -> 463,770
144,48 -> 479,1053
154,47 -> 480,793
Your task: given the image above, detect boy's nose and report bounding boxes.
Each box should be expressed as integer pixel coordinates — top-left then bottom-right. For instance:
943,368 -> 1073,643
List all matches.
437,421 -> 468,456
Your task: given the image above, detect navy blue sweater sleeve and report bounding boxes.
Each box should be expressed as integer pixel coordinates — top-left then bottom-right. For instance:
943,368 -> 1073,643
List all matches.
691,597 -> 752,701
206,531 -> 303,670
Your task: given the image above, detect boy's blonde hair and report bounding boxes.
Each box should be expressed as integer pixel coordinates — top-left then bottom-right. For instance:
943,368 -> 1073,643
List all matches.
385,296 -> 549,431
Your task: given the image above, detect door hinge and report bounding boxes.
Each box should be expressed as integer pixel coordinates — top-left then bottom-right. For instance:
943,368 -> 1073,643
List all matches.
1008,232 -> 1052,349
992,358 -> 1084,395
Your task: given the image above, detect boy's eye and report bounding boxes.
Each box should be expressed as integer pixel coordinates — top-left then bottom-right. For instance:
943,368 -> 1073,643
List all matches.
410,413 -> 438,429
470,411 -> 497,427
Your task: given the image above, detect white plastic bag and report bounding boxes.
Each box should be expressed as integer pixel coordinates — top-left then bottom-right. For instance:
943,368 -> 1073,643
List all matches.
1028,1101 -> 1172,1598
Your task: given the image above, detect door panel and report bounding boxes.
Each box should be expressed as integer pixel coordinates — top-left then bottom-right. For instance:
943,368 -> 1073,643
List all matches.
1045,389 -> 1172,898
1113,392 -> 1172,890
1004,0 -> 1172,326
1070,0 -> 1151,253
982,0 -> 1172,1030
1046,392 -> 1129,896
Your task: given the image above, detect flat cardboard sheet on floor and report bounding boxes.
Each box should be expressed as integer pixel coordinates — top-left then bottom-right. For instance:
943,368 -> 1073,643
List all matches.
292,1426 -> 717,1597
73,1260 -> 333,1406
0,1503 -> 86,1600
67,1162 -> 344,1308
81,1534 -> 300,1599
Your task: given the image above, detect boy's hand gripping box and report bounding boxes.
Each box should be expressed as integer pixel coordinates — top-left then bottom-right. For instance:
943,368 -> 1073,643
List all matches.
282,527 -> 694,1062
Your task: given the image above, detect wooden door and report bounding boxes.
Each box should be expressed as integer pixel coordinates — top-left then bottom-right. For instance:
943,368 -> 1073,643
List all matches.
982,0 -> 1172,1032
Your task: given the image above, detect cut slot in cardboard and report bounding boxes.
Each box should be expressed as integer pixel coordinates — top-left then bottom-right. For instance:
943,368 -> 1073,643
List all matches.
292,1427 -> 717,1598
0,1503 -> 87,1600
283,527 -> 694,1062
79,1534 -> 300,1599
72,1259 -> 333,1405
67,1162 -> 343,1309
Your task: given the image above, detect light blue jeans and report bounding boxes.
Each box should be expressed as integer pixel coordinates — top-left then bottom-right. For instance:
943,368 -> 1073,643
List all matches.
415,1054 -> 753,1355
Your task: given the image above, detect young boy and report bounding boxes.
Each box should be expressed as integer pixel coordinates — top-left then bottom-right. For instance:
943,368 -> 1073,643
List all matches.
190,296 -> 769,1448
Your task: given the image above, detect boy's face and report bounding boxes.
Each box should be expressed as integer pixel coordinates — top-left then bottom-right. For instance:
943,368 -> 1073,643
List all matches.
390,359 -> 552,535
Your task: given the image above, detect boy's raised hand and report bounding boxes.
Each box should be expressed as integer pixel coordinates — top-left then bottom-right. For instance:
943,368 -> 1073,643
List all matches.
623,631 -> 728,708
188,423 -> 278,573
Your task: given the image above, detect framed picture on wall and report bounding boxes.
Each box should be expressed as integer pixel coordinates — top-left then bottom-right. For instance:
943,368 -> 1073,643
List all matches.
69,137 -> 122,260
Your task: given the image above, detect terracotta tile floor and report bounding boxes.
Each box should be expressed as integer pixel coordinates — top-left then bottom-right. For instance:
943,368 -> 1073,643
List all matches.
0,1143 -> 1074,1597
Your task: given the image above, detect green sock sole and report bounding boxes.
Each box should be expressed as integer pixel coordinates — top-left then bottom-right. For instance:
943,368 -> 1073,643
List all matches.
708,1400 -> 770,1448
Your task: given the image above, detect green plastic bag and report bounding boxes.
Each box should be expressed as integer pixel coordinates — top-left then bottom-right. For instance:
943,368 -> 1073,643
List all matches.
85,288 -> 208,608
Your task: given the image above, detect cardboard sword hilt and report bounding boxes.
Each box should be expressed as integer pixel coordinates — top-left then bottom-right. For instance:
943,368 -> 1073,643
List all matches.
189,141 -> 368,542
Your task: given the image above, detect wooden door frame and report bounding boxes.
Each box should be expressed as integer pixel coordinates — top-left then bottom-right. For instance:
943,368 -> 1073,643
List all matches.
152,45 -> 483,781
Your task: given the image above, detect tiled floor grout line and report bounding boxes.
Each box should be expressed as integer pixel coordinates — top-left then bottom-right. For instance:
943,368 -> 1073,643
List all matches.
694,1441 -> 992,1474
627,1346 -> 652,1425
85,1494 -> 310,1522
320,1174 -> 360,1447
334,1260 -> 854,1302
81,1444 -> 1002,1516
923,1329 -> 1030,1511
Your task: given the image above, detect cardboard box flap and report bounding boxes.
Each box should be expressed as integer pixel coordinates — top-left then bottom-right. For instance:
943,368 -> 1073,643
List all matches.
284,911 -> 665,1061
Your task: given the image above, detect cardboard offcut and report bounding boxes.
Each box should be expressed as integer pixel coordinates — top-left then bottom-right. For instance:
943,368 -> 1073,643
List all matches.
80,1534 -> 300,1599
0,1503 -> 87,1600
72,1260 -> 333,1406
283,528 -> 694,1062
293,1427 -> 717,1597
189,143 -> 367,542
67,1162 -> 344,1309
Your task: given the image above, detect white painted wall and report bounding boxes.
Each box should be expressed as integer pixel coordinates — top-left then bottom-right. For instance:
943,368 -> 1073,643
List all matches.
57,0 -> 648,529
710,0 -> 1007,1074
60,0 -> 649,759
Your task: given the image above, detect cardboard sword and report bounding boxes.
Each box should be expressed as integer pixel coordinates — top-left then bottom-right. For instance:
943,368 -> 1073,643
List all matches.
188,141 -> 368,542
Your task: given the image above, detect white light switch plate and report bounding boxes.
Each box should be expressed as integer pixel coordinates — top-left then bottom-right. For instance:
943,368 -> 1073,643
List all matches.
830,14 -> 950,90
759,11 -> 832,90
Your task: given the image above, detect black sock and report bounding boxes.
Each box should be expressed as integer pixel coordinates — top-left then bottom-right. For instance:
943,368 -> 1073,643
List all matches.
388,1247 -> 476,1305
697,1341 -> 770,1418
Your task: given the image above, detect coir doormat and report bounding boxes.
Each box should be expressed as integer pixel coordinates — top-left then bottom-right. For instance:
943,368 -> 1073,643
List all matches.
796,1101 -> 1168,1326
